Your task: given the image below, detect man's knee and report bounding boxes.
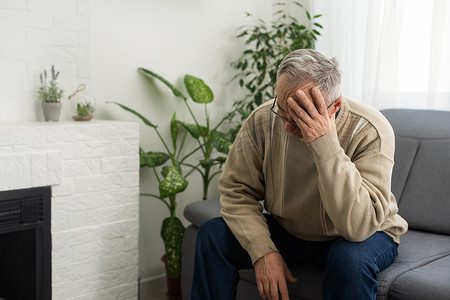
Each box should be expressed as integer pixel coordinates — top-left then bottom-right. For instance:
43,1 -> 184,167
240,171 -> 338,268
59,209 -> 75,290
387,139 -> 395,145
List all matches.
323,239 -> 381,299
327,238 -> 375,274
196,217 -> 232,252
327,233 -> 397,275
197,217 -> 226,240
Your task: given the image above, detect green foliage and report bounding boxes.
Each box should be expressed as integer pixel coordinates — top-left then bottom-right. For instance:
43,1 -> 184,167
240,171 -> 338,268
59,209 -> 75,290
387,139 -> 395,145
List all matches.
138,68 -> 235,200
231,1 -> 322,123
161,217 -> 185,278
108,100 -> 189,203
76,102 -> 95,117
139,148 -> 169,168
108,68 -> 235,278
159,166 -> 188,199
38,65 -> 63,103
139,68 -> 187,100
184,75 -> 214,103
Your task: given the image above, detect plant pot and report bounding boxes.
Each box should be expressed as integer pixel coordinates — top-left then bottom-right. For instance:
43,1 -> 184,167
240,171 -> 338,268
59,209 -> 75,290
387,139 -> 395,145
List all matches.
161,255 -> 182,300
41,102 -> 62,122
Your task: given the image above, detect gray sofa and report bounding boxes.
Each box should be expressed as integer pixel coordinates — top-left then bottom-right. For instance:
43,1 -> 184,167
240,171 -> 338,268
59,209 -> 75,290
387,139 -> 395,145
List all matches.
181,109 -> 450,299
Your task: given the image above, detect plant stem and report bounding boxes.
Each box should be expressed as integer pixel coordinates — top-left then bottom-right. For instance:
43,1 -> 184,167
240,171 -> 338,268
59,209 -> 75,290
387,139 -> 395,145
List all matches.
152,167 -> 161,184
154,127 -> 173,158
169,195 -> 176,218
208,170 -> 223,185
179,144 -> 203,164
184,101 -> 201,128
202,167 -> 210,200
204,104 -> 210,130
176,131 -> 188,161
182,163 -> 204,178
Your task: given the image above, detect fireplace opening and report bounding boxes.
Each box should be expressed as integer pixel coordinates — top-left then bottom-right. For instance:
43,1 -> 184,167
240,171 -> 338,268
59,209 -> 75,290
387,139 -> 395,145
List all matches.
0,186 -> 51,300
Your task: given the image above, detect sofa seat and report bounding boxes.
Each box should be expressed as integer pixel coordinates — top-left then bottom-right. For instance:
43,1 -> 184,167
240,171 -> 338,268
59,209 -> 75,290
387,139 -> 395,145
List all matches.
182,200 -> 450,300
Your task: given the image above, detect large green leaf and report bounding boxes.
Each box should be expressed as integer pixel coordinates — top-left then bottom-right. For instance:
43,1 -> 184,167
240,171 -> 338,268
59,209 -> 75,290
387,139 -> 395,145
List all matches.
138,68 -> 187,100
161,217 -> 185,278
139,148 -> 169,168
107,102 -> 157,128
161,165 -> 182,178
176,120 -> 208,139
211,131 -> 233,154
159,166 -> 188,198
184,75 -> 214,103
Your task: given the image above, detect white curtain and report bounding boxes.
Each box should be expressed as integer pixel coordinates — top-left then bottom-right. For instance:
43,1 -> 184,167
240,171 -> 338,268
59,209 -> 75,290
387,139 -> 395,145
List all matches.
312,0 -> 450,111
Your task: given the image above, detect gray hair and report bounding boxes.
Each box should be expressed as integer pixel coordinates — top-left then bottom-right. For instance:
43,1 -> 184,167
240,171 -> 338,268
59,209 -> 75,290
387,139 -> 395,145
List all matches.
277,49 -> 342,104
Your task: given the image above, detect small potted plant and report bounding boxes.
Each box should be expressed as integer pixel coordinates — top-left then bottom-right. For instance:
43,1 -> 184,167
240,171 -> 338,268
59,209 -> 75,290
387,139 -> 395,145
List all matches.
68,84 -> 96,121
38,65 -> 64,121
72,95 -> 96,121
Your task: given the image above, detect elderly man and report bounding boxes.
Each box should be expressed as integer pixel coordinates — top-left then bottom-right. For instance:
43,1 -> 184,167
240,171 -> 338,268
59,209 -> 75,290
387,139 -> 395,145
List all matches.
191,49 -> 408,300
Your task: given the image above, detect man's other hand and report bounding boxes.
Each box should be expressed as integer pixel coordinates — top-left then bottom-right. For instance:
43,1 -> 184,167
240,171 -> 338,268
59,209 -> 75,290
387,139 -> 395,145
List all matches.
254,251 -> 298,300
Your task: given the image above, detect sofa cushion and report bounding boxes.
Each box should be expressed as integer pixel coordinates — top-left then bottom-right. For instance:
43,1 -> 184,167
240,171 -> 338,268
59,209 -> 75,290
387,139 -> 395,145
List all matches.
388,255 -> 450,300
382,109 -> 450,234
381,109 -> 450,140
377,230 -> 450,299
397,139 -> 450,234
391,136 -> 419,203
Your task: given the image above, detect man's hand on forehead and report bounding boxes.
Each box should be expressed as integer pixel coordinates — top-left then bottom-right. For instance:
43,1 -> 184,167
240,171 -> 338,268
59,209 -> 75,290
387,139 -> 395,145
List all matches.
286,87 -> 336,143
289,88 -> 315,112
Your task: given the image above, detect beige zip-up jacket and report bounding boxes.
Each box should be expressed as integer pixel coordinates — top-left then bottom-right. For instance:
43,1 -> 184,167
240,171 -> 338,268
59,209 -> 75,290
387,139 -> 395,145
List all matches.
219,97 -> 408,264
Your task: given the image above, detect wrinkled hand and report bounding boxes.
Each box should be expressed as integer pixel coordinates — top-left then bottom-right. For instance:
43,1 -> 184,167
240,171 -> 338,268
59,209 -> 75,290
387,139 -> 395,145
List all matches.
254,252 -> 298,300
286,87 -> 336,143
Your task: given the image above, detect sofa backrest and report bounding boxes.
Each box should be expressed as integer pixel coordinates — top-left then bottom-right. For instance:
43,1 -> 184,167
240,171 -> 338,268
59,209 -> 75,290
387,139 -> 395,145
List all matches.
382,109 -> 450,235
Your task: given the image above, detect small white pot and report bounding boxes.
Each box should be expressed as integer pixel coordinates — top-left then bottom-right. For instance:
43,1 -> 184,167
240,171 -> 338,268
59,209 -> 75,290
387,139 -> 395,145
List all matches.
41,102 -> 62,122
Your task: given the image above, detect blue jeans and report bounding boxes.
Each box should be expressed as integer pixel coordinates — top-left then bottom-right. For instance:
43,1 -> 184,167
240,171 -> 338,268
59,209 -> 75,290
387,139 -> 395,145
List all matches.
191,214 -> 398,300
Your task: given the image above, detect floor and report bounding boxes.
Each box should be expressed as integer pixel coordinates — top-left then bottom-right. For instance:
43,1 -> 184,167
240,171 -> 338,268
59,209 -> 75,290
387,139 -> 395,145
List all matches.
140,291 -> 168,300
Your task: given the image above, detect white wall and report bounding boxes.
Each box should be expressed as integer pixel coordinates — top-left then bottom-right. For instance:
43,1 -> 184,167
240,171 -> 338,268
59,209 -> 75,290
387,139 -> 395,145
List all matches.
91,0 -> 273,294
0,0 -> 92,122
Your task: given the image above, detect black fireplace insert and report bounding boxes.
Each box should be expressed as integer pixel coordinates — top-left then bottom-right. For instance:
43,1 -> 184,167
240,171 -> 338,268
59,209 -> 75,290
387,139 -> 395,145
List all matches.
0,186 -> 51,300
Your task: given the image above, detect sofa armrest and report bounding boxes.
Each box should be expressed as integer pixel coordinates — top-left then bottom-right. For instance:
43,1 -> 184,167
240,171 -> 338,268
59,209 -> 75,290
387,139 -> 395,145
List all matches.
183,198 -> 222,227
181,199 -> 222,300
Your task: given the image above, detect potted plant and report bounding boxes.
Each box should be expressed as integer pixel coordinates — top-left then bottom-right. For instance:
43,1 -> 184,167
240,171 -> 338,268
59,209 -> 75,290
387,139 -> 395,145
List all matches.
108,69 -> 234,299
72,95 -> 96,121
38,65 -> 64,121
230,0 -> 322,131
108,101 -> 190,299
68,84 -> 96,121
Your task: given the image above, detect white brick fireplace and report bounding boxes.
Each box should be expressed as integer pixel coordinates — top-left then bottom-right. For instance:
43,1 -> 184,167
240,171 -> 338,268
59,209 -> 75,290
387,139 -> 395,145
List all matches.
0,121 -> 139,300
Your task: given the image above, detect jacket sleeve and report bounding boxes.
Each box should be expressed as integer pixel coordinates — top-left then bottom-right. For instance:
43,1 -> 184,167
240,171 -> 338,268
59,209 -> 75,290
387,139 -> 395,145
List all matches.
219,116 -> 277,264
307,123 -> 397,242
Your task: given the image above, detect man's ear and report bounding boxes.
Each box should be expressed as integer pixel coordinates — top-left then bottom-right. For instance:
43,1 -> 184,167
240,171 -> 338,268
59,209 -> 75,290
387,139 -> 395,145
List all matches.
331,96 -> 342,115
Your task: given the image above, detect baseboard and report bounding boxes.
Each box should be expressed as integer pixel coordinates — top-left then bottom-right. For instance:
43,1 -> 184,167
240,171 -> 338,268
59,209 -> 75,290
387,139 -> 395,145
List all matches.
139,273 -> 167,298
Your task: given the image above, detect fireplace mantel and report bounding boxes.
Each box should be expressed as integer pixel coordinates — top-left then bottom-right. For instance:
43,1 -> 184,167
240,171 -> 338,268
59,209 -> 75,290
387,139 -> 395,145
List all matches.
0,121 -> 140,299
